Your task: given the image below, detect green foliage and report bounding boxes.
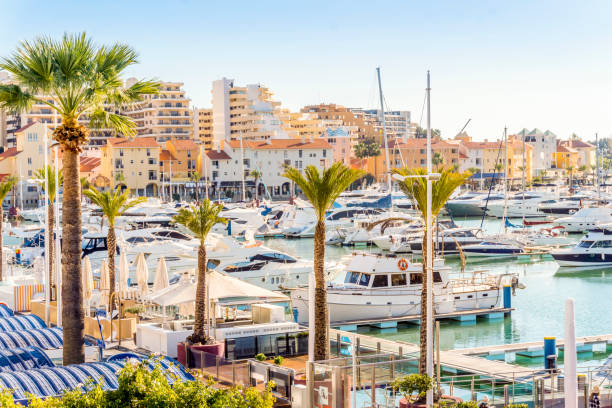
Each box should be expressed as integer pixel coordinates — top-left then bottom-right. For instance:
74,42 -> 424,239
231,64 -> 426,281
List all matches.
255,353 -> 266,361
283,161 -> 364,220
34,166 -> 64,203
0,33 -> 160,138
415,126 -> 441,139
507,404 -> 528,408
124,305 -> 145,315
454,402 -> 478,408
273,355 -> 284,366
391,373 -> 433,402
84,186 -> 146,227
0,359 -> 275,408
0,177 -> 16,202
354,137 -> 381,159
172,199 -> 227,245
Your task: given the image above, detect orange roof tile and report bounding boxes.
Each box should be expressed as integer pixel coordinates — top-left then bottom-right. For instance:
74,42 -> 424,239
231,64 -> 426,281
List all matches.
228,138 -> 331,150
206,150 -> 232,160
168,139 -> 199,150
106,137 -> 160,148
0,148 -> 20,159
80,157 -> 100,172
160,149 -> 177,161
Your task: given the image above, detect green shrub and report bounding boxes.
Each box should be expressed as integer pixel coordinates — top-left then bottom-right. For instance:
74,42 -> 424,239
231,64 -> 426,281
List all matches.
455,402 -> 478,408
273,356 -> 284,366
508,404 -> 528,408
255,353 -> 266,361
0,358 -> 275,408
391,373 -> 433,402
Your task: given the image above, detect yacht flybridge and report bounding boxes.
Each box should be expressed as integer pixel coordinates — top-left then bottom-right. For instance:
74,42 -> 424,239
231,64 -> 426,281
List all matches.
290,252 -> 518,324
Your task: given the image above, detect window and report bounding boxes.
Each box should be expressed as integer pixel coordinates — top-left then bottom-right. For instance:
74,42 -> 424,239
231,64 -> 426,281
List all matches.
372,274 -> 388,288
148,158 -> 156,165
119,149 -> 123,157
410,273 -> 423,285
148,170 -> 156,180
146,149 -> 151,156
323,149 -> 327,158
578,240 -> 594,248
592,240 -> 612,248
27,157 -> 32,165
391,273 -> 407,286
358,273 -> 371,286
299,150 -> 303,158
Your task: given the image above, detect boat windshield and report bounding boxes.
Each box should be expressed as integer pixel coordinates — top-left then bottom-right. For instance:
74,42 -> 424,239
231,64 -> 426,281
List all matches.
250,253 -> 297,263
592,240 -> 612,248
578,240 -> 594,248
344,271 -> 360,284
358,273 -> 371,286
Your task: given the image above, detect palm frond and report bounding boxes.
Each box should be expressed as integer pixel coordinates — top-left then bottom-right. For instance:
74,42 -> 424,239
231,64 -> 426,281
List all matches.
283,162 -> 364,220
392,167 -> 471,223
0,177 -> 17,201
172,200 -> 227,244
84,186 -> 145,226
33,166 -> 63,202
0,84 -> 36,114
88,109 -> 136,136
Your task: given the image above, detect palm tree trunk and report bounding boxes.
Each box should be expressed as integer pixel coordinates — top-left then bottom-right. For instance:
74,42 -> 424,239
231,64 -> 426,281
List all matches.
195,181 -> 199,202
61,148 -> 84,365
190,243 -> 207,344
314,220 -> 329,361
48,202 -> 54,300
107,226 -> 116,310
419,233 -> 428,374
0,207 -> 3,281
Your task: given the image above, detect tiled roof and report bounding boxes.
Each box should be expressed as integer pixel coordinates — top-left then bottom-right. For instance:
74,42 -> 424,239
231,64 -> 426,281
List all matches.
388,138 -> 456,149
568,139 -> 594,149
461,141 -> 503,150
228,138 -> 331,150
0,148 -> 20,159
14,122 -> 37,134
106,137 -> 160,148
206,150 -> 232,160
168,139 -> 199,150
80,156 -> 100,172
160,149 -> 177,161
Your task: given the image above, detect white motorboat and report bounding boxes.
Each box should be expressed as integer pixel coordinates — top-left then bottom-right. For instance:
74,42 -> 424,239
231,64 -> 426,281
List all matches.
462,238 -> 525,258
553,207 -> 612,233
284,207 -> 381,238
290,252 -> 513,324
485,192 -> 556,218
392,227 -> 484,255
552,227 -> 612,267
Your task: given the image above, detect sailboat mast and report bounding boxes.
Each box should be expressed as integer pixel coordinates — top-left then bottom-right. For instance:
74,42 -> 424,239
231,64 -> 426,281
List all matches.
425,70 -> 434,406
522,130 -> 526,224
240,133 -> 246,202
503,126 -> 508,233
376,67 -> 393,203
596,132 -> 601,201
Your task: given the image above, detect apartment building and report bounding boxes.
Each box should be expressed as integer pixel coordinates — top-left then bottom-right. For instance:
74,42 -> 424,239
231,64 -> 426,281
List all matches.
563,139 -> 596,168
124,79 -> 193,142
194,108 -> 213,149
350,108 -> 411,140
211,78 -> 288,144
0,122 -> 49,208
100,137 -> 161,196
300,104 -> 376,142
165,139 -> 200,181
517,128 -> 557,176
204,138 -> 332,199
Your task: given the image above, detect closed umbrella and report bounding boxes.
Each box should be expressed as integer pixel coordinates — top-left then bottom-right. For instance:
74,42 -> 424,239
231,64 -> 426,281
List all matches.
135,252 -> 149,298
99,260 -> 109,309
153,257 -> 169,292
118,249 -> 129,298
82,256 -> 94,316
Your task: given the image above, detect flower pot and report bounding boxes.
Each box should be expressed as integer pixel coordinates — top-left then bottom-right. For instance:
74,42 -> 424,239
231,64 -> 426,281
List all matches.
399,397 -> 427,408
176,341 -> 224,368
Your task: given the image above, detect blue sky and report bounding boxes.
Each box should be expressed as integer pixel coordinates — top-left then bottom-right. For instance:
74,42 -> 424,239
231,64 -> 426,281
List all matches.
2,0 -> 611,141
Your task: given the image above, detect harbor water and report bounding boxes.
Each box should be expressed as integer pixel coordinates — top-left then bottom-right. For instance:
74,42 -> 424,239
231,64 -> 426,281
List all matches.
264,218 -> 612,368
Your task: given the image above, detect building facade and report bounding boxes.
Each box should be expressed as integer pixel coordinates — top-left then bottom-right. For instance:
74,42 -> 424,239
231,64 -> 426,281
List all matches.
517,128 -> 556,176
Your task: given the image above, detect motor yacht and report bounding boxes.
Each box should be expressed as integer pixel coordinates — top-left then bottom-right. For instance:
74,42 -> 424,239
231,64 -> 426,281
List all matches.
553,207 -> 612,233
462,237 -> 526,258
393,227 -> 484,255
290,252 -> 516,324
485,192 -> 556,218
552,227 -> 612,267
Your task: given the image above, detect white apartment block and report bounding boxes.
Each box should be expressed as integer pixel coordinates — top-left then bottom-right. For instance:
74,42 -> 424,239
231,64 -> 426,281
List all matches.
518,128 -> 556,175
351,108 -> 411,139
205,138 -> 332,199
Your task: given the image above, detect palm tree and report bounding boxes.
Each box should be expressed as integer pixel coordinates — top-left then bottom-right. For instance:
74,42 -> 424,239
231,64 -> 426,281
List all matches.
567,165 -> 575,187
0,33 -> 160,364
283,162 -> 363,360
84,187 -> 145,312
173,200 -> 227,344
0,177 -> 17,281
190,171 -> 202,202
249,169 -> 262,200
34,166 -> 63,298
392,167 -> 471,374
432,152 -> 444,168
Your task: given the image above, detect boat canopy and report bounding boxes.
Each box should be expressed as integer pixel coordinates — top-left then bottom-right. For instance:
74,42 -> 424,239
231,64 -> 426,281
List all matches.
0,315 -> 46,332
0,346 -> 54,372
0,327 -> 63,350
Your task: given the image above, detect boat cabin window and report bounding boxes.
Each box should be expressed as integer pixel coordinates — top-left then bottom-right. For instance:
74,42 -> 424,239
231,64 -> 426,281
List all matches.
83,238 -> 105,250
578,240 -> 594,248
224,261 -> 266,272
592,240 -> 612,248
152,231 -> 191,240
344,272 -> 360,284
207,259 -> 220,269
391,273 -> 407,286
410,272 -> 442,285
358,273 -> 371,287
250,253 -> 297,263
126,236 -> 154,244
372,274 -> 389,288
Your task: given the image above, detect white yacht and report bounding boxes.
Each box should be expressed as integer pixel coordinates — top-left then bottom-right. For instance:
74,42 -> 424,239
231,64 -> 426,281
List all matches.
284,208 -> 381,238
391,227 -> 484,255
485,192 -> 556,218
290,252 -> 513,324
552,228 -> 612,267
462,237 -> 526,258
445,193 -> 489,217
553,207 -> 612,233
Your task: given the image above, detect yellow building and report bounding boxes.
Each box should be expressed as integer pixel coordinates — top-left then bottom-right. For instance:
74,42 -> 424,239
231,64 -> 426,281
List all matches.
165,139 -> 200,181
124,79 -> 193,142
553,141 -> 579,169
506,136 -> 533,182
100,137 -> 161,196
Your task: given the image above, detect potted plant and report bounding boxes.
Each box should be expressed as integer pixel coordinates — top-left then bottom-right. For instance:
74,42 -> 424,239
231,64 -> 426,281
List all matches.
174,200 -> 228,368
392,373 -> 433,407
